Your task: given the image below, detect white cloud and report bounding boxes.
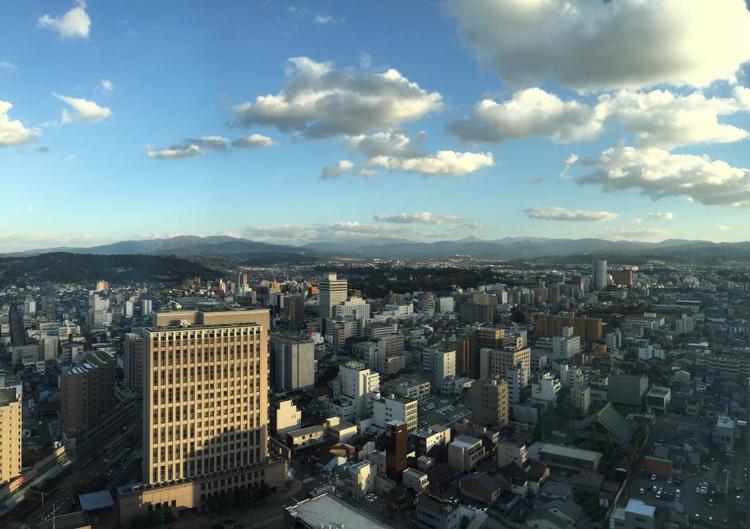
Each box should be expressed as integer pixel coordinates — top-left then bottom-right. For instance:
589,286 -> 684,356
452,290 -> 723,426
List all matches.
444,0 -> 750,91
448,88 -> 604,143
603,227 -> 668,241
564,154 -> 579,166
38,0 -> 91,39
321,160 -> 359,180
0,61 -> 18,72
574,145 -> 750,207
530,175 -> 542,184
232,133 -> 276,149
524,206 -> 618,222
374,212 -> 470,224
185,135 -> 230,151
449,87 -> 750,148
323,129 -> 494,179
646,212 -> 675,221
313,14 -> 341,24
53,93 -> 112,123
232,57 -> 443,138
597,88 -> 750,148
147,133 -> 275,159
99,79 -> 114,92
0,101 -> 39,147
717,224 -> 732,232
146,144 -> 201,160
368,150 -> 494,177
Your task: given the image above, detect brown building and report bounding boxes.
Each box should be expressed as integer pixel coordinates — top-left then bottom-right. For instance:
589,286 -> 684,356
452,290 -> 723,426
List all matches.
535,313 -> 603,346
119,309 -> 285,526
61,350 -> 117,439
384,421 -> 408,480
610,269 -> 634,287
470,377 -> 509,427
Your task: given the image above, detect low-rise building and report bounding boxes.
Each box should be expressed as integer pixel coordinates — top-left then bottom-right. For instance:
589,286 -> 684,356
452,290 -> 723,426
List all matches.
448,435 -> 485,472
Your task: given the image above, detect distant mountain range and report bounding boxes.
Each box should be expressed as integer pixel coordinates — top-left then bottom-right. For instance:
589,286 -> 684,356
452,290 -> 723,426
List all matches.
0,253 -> 222,286
6,235 -> 750,263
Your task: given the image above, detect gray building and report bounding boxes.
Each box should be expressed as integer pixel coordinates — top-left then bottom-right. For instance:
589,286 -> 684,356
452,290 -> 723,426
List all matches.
608,374 -> 648,409
271,334 -> 315,391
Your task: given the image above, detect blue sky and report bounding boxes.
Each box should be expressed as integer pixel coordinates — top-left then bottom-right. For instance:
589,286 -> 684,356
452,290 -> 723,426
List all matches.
1,0 -> 750,251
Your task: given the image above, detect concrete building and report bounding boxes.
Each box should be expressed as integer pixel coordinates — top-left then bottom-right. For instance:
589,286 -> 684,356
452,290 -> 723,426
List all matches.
0,384 -> 22,484
350,461 -> 375,500
61,350 -> 117,439
470,377 -> 509,427
531,372 -> 561,403
373,395 -> 418,433
552,327 -> 580,361
415,425 -> 452,456
403,468 -> 430,493
270,335 -> 315,391
319,273 -> 347,318
334,296 -> 371,322
448,435 -> 485,472
497,439 -> 527,468
271,400 -> 301,435
331,361 -> 380,420
713,415 -> 736,452
611,499 -> 656,529
608,374 -> 649,409
645,387 -> 671,415
119,309 -> 285,525
478,345 -> 531,384
431,349 -> 456,392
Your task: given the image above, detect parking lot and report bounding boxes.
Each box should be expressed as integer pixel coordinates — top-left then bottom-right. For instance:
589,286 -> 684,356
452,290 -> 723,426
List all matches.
417,395 -> 471,429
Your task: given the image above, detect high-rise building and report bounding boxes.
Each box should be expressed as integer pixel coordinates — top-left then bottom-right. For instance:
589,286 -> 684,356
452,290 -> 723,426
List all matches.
140,298 -> 153,316
593,260 -> 608,290
61,350 -> 117,439
331,361 -> 380,420
319,273 -> 347,318
270,334 -> 315,391
430,349 -> 456,392
123,331 -> 145,399
470,377 -> 509,427
282,295 -> 305,330
119,309 -> 285,524
0,384 -> 22,484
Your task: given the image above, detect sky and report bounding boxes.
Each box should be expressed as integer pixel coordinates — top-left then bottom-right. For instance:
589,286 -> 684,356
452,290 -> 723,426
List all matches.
2,0 -> 750,252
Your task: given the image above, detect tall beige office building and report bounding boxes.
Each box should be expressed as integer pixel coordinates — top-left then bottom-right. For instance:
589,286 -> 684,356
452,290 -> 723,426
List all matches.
120,309 -> 285,524
0,385 -> 22,484
470,377 -> 509,427
319,273 -> 347,318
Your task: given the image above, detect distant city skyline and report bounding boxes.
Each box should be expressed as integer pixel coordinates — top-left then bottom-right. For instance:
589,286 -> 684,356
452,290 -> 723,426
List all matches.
2,0 -> 750,252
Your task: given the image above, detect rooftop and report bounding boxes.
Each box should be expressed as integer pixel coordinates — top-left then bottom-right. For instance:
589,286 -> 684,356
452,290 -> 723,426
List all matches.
286,493 -> 393,529
625,498 -> 656,517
